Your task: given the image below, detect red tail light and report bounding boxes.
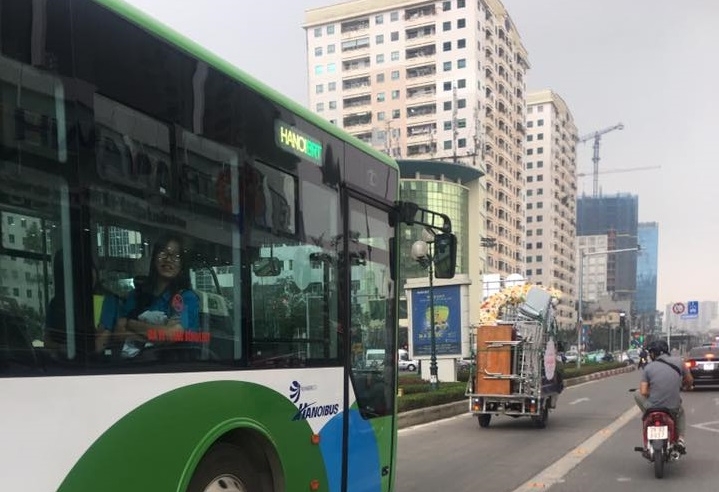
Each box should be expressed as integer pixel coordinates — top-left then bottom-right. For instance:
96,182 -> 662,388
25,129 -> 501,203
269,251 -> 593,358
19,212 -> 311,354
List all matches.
685,360 -> 696,368
654,419 -> 662,426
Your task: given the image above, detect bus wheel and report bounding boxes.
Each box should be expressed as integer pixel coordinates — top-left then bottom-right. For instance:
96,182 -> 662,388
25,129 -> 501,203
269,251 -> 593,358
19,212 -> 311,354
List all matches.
188,443 -> 262,492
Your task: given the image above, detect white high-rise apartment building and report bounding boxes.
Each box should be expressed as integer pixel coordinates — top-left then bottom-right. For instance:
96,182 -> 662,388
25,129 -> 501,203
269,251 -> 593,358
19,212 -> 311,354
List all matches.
304,0 -> 529,278
524,90 -> 578,328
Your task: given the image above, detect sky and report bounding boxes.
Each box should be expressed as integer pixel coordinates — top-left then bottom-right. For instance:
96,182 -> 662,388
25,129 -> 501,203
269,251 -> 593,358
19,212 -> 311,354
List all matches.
125,0 -> 719,310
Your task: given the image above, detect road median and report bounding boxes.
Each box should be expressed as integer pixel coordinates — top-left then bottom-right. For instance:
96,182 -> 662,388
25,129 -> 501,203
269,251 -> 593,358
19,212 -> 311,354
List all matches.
398,364 -> 636,429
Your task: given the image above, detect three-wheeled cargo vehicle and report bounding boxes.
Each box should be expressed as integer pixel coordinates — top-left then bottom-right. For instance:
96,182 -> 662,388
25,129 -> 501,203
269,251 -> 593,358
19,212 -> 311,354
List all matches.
467,286 -> 564,428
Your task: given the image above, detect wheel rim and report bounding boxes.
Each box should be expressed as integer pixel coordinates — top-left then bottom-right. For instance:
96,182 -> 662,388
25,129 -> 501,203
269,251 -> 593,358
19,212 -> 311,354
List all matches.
203,474 -> 247,492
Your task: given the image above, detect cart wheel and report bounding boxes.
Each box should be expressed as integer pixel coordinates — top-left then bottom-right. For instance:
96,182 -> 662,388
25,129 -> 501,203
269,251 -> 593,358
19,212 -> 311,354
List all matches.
532,404 -> 549,429
478,414 -> 491,428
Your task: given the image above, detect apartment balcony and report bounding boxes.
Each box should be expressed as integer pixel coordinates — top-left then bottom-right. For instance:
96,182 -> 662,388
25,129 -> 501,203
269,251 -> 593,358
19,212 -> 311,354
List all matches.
404,5 -> 436,26
341,18 -> 369,36
340,36 -> 370,55
406,83 -> 436,102
405,24 -> 436,47
405,64 -> 437,83
406,142 -> 437,157
343,111 -> 372,129
342,94 -> 371,110
342,56 -> 371,73
342,76 -> 371,94
406,103 -> 436,119
405,43 -> 436,61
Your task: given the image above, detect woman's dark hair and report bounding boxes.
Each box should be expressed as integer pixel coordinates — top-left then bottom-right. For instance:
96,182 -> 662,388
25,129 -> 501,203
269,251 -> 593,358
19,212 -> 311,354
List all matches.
131,234 -> 192,316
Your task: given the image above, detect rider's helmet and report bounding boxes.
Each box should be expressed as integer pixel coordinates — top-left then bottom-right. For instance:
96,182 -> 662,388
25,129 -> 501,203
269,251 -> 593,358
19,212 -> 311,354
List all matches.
647,340 -> 669,360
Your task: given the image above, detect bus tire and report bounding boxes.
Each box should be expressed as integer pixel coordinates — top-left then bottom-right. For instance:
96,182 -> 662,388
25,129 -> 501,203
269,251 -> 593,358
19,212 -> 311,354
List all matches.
187,443 -> 263,492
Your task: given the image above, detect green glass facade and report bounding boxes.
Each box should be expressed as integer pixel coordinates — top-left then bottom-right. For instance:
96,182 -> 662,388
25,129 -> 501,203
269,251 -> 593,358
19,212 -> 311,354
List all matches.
399,180 -> 470,282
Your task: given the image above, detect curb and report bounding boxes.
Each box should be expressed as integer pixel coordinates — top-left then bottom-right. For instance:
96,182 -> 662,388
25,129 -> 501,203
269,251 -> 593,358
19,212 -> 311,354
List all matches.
397,364 -> 636,429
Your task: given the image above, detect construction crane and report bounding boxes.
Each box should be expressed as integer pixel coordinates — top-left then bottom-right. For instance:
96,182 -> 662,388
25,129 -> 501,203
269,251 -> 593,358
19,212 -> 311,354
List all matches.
577,165 -> 660,178
578,123 -> 624,197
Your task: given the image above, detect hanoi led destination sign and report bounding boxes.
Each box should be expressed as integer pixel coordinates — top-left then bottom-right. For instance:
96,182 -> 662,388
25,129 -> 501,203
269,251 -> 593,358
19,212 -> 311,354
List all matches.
275,121 -> 322,164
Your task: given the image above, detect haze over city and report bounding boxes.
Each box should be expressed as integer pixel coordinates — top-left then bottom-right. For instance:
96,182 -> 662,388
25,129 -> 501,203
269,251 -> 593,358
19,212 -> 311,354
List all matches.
126,0 -> 719,310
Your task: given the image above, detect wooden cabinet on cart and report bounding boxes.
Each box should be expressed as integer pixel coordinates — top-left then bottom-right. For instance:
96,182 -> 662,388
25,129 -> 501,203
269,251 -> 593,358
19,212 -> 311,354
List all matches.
475,325 -> 515,395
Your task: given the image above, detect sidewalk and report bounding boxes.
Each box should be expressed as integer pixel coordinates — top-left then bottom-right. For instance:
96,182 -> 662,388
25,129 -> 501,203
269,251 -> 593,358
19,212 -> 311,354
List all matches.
397,364 -> 636,429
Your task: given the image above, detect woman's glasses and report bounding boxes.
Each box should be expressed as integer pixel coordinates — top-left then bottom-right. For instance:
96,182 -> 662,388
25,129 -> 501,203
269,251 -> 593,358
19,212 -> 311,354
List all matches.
157,251 -> 182,263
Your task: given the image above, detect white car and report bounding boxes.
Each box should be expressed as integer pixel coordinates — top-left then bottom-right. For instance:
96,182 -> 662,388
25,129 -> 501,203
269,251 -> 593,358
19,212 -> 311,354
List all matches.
398,349 -> 418,371
563,350 -> 579,363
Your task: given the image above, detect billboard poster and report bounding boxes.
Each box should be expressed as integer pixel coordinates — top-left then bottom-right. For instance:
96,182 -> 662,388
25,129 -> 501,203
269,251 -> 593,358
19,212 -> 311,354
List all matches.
411,285 -> 461,356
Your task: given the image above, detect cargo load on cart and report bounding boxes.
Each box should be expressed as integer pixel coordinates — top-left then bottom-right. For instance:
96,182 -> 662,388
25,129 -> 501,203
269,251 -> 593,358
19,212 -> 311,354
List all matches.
466,284 -> 564,428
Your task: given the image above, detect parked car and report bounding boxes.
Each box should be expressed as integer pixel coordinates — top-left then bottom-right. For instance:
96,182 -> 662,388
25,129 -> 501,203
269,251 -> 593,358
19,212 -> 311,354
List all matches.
398,349 -> 418,372
563,350 -> 579,363
684,346 -> 719,387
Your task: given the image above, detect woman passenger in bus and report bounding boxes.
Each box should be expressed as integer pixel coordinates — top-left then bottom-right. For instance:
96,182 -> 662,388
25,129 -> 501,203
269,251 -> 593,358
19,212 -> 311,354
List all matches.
114,234 -> 199,356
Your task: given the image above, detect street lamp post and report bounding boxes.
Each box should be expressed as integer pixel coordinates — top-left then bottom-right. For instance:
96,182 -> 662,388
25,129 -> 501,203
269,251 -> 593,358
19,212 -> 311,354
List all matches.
576,246 -> 639,370
411,238 -> 438,390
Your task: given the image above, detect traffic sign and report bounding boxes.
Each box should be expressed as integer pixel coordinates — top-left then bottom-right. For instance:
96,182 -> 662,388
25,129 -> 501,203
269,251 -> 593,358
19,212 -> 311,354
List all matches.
672,302 -> 685,315
682,300 -> 699,319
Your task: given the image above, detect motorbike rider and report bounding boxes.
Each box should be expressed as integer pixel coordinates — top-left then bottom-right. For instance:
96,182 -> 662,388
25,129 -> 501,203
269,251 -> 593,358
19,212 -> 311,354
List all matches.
634,340 -> 693,453
638,347 -> 648,369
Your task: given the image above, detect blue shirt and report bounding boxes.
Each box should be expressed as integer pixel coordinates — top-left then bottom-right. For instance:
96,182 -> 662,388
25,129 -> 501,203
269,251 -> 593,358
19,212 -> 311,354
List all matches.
121,289 -> 200,331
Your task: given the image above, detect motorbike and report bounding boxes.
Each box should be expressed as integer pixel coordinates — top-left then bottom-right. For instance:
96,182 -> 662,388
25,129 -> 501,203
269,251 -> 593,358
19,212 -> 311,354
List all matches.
633,405 -> 683,478
637,356 -> 648,369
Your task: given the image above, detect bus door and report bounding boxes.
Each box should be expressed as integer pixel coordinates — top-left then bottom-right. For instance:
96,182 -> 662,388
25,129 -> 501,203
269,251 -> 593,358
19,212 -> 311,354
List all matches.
344,194 -> 396,492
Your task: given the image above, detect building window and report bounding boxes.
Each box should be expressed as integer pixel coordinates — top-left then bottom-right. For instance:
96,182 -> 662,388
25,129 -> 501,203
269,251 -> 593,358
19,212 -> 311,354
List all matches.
536,216 -> 543,223
443,1 -> 451,11
457,19 -> 466,28
537,147 -> 544,154
527,149 -> 533,155
391,70 -> 400,80
375,14 -> 384,24
458,138 -> 466,148
457,39 -> 466,49
537,189 -> 544,195
316,102 -> 324,112
538,119 -> 544,126
458,0 -> 466,7
536,228 -> 543,235
441,121 -> 451,130
391,31 -> 399,41
527,107 -> 534,114
443,21 -> 451,31
537,161 -> 544,167
457,99 -> 466,108
314,47 -> 323,56
314,65 -> 324,75
327,63 -> 336,73
443,140 -> 452,150
527,176 -> 533,183
527,135 -> 533,142
443,41 -> 452,52
526,269 -> 533,276
391,11 -> 399,21
457,79 -> 466,88
392,109 -> 400,118
327,44 -> 335,54
527,217 -> 533,223
538,105 -> 544,112
329,101 -> 337,109
376,34 -> 384,44
537,175 -> 544,181
443,61 -> 452,71
457,58 -> 466,68
314,27 -> 322,37
328,81 -> 336,91
377,73 -> 385,83
391,90 -> 400,99
443,81 -> 452,91
315,84 -> 324,94
443,101 -> 452,111
457,118 -> 466,128
391,51 -> 400,61
536,202 -> 543,209
327,25 -> 335,35
536,242 -> 543,248
527,190 -> 533,197
526,162 -> 533,169
527,229 -> 533,235
537,133 -> 544,140
376,54 -> 385,63
377,92 -> 385,102
536,268 -> 543,275
527,121 -> 533,128
377,111 -> 385,121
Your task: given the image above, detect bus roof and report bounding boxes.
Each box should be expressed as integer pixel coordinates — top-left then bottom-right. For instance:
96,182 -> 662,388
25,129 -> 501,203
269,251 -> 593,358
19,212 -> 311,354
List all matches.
96,0 -> 398,173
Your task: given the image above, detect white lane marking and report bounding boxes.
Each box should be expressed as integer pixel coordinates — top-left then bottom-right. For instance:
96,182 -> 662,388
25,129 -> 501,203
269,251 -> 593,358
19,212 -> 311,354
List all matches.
510,405 -> 639,492
691,421 -> 719,433
569,397 -> 590,405
398,412 -> 471,434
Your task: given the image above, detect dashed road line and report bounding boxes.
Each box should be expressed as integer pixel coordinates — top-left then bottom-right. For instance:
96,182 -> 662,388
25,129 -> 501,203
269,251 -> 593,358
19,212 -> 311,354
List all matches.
510,405 -> 638,492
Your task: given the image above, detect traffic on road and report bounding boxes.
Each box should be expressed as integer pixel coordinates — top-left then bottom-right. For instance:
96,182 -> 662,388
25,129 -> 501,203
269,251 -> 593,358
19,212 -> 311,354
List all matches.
395,371 -> 718,492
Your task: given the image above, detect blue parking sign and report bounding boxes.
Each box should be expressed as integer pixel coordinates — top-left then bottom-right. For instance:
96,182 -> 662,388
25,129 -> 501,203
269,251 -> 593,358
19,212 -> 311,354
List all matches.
687,301 -> 699,316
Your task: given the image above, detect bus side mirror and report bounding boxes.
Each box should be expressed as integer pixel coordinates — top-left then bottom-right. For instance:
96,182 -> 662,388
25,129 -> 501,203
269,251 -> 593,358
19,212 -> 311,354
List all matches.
433,233 -> 456,279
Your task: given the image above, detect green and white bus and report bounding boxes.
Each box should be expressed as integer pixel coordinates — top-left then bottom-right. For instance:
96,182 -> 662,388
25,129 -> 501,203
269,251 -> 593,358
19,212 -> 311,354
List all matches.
0,1 -> 456,491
